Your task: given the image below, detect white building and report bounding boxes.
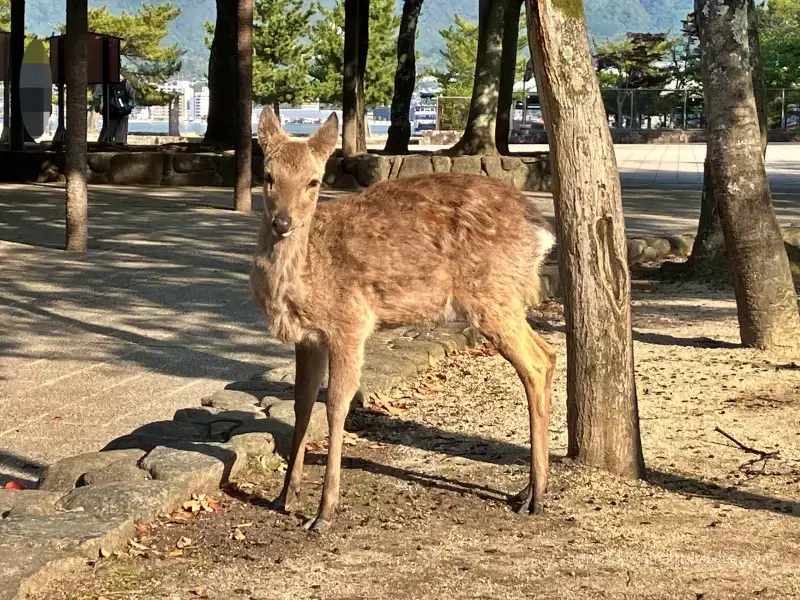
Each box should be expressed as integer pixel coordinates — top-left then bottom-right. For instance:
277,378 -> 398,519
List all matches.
190,86 -> 210,120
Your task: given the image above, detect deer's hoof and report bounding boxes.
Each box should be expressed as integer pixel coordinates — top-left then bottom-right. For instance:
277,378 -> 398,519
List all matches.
304,518 -> 331,534
268,496 -> 289,514
511,485 -> 544,515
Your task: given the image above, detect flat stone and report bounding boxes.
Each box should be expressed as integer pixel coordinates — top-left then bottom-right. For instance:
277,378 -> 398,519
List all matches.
431,156 -> 452,173
627,239 -> 648,263
646,237 -> 672,257
0,512 -> 135,600
388,338 -> 447,367
451,156 -> 483,175
229,432 -> 276,459
79,459 -> 151,487
140,443 -> 237,494
482,156 -> 505,179
225,379 -> 295,398
173,406 -> 225,425
666,234 -> 694,258
365,346 -> 423,379
37,449 -> 146,492
86,152 -> 114,173
0,490 -> 64,518
254,364 -> 300,385
397,155 -> 434,178
235,401 -> 327,457
163,170 -> 224,186
124,420 -> 210,441
107,153 -> 165,186
781,226 -> 800,247
56,481 -> 187,524
210,420 -> 240,440
201,389 -> 264,411
173,153 -> 219,173
356,155 -> 391,186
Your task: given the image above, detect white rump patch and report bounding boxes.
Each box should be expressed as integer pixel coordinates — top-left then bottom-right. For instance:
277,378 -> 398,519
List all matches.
536,228 -> 556,255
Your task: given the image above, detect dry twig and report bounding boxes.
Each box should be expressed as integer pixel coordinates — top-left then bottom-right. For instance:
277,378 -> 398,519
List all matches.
714,427 -> 780,461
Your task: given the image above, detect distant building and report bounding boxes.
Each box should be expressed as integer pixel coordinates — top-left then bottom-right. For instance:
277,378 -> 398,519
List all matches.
190,86 -> 210,120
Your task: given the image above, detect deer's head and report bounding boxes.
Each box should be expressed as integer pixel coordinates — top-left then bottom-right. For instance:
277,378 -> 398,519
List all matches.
256,107 -> 339,239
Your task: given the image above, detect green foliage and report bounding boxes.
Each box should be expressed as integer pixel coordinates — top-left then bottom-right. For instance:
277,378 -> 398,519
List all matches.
0,0 -> 9,31
253,0 -> 314,108
308,0 -> 400,107
57,3 -> 184,104
593,32 -> 679,89
759,0 -> 800,88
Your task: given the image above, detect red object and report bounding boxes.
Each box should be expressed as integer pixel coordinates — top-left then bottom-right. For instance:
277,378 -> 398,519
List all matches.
4,481 -> 24,490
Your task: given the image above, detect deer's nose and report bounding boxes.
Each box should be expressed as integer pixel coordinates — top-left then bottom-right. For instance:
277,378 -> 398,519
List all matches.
272,212 -> 293,237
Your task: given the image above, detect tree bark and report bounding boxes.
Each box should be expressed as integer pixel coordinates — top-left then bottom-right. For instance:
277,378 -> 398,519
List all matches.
684,0 -> 767,274
342,0 -> 368,156
9,0 -> 24,150
384,0 -> 424,154
273,101 -> 280,119
525,0 -> 646,478
449,0 -> 508,155
696,0 -> 800,349
496,0 -> 522,154
234,0 -> 253,213
65,0 -> 88,252
205,0 -> 238,145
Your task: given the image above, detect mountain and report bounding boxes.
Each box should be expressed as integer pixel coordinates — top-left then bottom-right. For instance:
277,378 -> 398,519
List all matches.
23,0 -> 693,79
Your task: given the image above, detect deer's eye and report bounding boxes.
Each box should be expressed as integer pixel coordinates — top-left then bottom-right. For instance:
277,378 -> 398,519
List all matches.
308,179 -> 320,189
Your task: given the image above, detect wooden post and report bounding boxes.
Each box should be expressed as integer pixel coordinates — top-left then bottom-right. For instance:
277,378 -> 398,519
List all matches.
9,0 -> 24,150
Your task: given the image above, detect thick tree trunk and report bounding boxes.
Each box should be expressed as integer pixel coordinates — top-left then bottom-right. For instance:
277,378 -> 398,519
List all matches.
273,101 -> 280,119
384,0 -> 424,154
525,0 -> 645,478
696,0 -> 800,349
449,0 -> 508,155
496,0 -> 522,154
65,0 -> 88,252
205,0 -> 238,145
343,0 -> 368,156
234,0 -> 253,213
9,0 -> 24,150
685,0 -> 768,274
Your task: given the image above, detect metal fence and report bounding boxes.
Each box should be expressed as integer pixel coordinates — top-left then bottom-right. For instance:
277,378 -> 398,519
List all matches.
435,88 -> 800,133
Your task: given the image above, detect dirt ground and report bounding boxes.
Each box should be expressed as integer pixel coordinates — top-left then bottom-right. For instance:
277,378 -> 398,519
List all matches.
31,278 -> 800,600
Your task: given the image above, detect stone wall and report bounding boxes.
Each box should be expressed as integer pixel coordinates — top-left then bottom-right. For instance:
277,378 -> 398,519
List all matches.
431,129 -> 796,145
0,150 -> 553,192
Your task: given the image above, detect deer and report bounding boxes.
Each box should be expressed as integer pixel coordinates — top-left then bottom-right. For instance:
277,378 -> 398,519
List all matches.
249,107 -> 557,533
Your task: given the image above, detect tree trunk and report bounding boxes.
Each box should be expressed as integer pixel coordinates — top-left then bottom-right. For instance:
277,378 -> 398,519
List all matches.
684,0 -> 768,274
9,0 -> 24,150
384,0 -> 424,154
342,0 -> 368,156
168,96 -> 181,136
450,0 -> 508,155
696,0 -> 800,349
496,0 -> 522,154
65,0 -> 88,252
234,0 -> 253,213
525,0 -> 646,478
205,0 -> 238,145
273,101 -> 280,119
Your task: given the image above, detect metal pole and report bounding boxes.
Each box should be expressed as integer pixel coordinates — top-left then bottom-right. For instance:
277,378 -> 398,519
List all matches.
630,89 -> 635,130
522,78 -> 527,126
102,36 -> 111,142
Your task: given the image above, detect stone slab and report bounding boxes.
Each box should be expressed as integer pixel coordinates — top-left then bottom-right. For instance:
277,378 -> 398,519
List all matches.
56,480 -> 187,524
0,489 -> 65,517
37,449 -> 147,492
139,443 -> 236,494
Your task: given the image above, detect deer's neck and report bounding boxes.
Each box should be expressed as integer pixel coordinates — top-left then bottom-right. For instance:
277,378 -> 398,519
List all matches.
254,220 -> 313,343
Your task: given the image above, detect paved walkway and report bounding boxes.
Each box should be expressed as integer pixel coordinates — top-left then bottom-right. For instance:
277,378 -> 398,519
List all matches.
1,153 -> 799,484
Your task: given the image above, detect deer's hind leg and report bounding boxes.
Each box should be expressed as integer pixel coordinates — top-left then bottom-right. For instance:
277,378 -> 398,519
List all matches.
473,306 -> 555,514
272,341 -> 328,512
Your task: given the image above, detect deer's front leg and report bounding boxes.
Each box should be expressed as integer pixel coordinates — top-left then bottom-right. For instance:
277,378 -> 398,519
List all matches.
307,336 -> 365,533
272,342 -> 328,513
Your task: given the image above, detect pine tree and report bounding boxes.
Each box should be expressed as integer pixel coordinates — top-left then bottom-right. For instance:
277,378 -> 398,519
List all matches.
252,0 -> 313,114
309,0 -> 400,107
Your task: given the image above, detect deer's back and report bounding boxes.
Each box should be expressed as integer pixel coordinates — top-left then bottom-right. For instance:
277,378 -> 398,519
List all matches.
309,173 -> 551,327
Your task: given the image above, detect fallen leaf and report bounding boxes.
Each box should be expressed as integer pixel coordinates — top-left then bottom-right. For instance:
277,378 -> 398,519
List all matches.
134,522 -> 151,537
128,539 -> 149,551
183,500 -> 202,513
3,481 -> 24,490
192,587 -> 209,598
99,547 -> 112,558
237,522 -> 253,528
176,536 -> 193,549
232,528 -> 246,541
168,549 -> 184,558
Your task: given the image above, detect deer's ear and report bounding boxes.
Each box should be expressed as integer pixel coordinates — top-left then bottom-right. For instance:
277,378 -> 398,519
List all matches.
257,107 -> 285,150
308,112 -> 339,159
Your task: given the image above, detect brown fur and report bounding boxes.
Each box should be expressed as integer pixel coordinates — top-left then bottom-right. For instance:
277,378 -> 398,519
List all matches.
250,108 -> 557,531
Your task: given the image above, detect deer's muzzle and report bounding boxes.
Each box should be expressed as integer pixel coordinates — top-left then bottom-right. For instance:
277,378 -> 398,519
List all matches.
272,211 -> 293,237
